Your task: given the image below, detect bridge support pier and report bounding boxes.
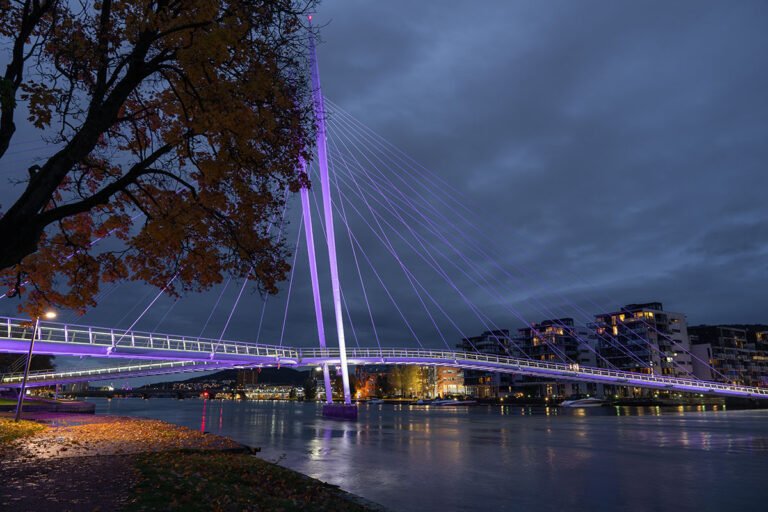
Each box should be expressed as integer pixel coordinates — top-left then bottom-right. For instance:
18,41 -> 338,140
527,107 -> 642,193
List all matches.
322,402 -> 358,420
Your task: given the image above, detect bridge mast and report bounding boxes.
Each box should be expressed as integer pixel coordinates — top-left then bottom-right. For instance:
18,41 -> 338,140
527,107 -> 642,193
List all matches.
298,157 -> 333,404
307,17 -> 353,405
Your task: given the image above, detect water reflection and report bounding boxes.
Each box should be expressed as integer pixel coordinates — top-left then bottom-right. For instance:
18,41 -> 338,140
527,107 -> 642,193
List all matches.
93,399 -> 768,512
200,398 -> 207,432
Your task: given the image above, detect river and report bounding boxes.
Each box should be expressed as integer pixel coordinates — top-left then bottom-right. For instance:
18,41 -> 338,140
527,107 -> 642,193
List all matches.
92,398 -> 768,511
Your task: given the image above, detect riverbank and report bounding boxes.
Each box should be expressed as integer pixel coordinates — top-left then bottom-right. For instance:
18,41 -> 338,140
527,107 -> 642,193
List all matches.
0,396 -> 96,413
0,412 -> 378,511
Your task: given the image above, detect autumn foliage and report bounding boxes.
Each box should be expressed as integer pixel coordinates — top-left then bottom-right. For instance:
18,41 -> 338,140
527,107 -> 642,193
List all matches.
0,0 -> 315,316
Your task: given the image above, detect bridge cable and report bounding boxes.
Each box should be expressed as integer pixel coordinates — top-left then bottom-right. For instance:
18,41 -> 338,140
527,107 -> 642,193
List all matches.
312,163 -> 436,350
327,107 -> 687,373
307,168 -> 425,349
213,187 -> 290,349
320,148 -> 449,351
328,121 -> 539,358
256,188 -> 292,344
332,145 -> 384,353
328,123 -> 593,365
197,278 -> 232,338
279,217 -> 304,347
327,101 -> 714,379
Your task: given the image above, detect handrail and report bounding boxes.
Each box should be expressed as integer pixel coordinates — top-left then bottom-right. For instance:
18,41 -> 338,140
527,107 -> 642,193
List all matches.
1,315 -> 765,397
0,315 -> 300,360
297,347 -> 768,396
0,360 -> 232,383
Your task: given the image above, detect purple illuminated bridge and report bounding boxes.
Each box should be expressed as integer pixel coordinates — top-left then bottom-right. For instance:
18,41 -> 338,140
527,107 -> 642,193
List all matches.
1,316 -> 767,399
3,23 -> 765,409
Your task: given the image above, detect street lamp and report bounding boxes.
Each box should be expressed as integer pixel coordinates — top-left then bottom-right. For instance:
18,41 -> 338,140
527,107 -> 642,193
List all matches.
14,310 -> 56,422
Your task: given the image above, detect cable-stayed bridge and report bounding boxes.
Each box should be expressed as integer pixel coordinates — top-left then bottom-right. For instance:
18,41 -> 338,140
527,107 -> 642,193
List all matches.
3,21 -> 766,410
1,316 -> 767,399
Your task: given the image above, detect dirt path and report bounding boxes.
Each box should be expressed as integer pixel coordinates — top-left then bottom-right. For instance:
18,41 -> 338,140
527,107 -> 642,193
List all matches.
5,414 -> 243,459
1,412 -> 378,512
1,453 -> 137,511
0,414 -> 245,512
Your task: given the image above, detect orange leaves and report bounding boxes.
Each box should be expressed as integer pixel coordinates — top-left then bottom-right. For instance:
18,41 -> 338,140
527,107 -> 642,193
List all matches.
2,0 -> 315,317
20,82 -> 58,129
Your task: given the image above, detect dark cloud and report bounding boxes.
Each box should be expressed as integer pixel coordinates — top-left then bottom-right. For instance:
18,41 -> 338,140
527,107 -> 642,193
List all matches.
1,1 -> 766,379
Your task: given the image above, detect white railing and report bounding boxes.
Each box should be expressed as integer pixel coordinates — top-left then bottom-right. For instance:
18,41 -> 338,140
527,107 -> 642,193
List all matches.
299,347 -> 768,397
0,360 -> 231,384
1,315 -> 765,398
0,316 -> 299,360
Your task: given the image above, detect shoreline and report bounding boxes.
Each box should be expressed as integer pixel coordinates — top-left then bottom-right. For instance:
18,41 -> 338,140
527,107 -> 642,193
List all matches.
0,411 -> 384,511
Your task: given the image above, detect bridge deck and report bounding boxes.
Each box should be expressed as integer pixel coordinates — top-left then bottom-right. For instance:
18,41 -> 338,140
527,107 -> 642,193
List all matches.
1,317 -> 766,399
0,316 -> 297,364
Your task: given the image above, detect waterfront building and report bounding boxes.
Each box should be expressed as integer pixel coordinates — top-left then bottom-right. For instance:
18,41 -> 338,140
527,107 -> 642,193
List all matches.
354,365 -> 436,398
436,366 -> 465,397
755,330 -> 768,350
355,365 -> 392,399
242,384 -> 298,400
591,302 -> 693,377
517,318 -> 594,363
515,318 -> 600,397
689,325 -> 768,387
457,330 -> 518,398
718,324 -> 768,350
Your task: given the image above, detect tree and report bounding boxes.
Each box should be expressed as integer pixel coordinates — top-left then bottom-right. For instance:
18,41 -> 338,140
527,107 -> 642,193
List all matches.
375,373 -> 391,397
302,375 -> 317,402
332,373 -> 357,399
388,365 -> 426,397
0,0 -> 316,316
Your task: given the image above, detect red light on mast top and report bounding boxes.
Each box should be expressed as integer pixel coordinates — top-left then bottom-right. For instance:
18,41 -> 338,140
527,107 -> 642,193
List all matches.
308,15 -> 312,21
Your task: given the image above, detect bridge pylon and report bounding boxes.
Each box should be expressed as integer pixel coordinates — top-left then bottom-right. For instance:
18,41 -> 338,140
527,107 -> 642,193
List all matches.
298,156 -> 333,404
304,17 -> 354,411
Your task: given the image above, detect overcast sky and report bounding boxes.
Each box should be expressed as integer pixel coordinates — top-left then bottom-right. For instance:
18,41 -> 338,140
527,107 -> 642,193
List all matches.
1,1 -> 767,378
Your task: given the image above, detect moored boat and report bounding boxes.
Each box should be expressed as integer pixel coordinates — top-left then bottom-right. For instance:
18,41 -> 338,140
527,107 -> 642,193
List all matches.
432,398 -> 477,406
559,396 -> 607,408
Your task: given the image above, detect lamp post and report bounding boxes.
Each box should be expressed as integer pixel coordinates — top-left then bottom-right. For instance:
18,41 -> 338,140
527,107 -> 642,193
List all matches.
14,310 -> 56,422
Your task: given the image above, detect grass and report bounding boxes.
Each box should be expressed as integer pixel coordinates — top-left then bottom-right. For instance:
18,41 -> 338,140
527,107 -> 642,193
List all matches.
129,450 -> 372,512
0,418 -> 47,444
0,397 -> 47,408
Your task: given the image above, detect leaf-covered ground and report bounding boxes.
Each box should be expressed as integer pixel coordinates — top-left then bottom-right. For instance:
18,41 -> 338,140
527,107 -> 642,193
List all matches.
0,413 -> 376,511
5,416 -> 243,459
0,418 -> 47,444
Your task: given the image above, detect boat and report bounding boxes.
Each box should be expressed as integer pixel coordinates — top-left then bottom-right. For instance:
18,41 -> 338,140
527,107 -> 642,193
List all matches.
368,398 -> 384,404
559,396 -> 607,408
432,398 -> 477,406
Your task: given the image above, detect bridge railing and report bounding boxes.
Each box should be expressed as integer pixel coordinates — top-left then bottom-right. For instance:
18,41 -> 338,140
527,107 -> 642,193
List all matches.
0,360 -> 227,384
0,316 -> 299,360
299,347 -> 768,397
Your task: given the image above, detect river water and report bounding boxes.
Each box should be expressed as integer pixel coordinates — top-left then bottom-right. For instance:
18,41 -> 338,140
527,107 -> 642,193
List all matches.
93,398 -> 768,512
